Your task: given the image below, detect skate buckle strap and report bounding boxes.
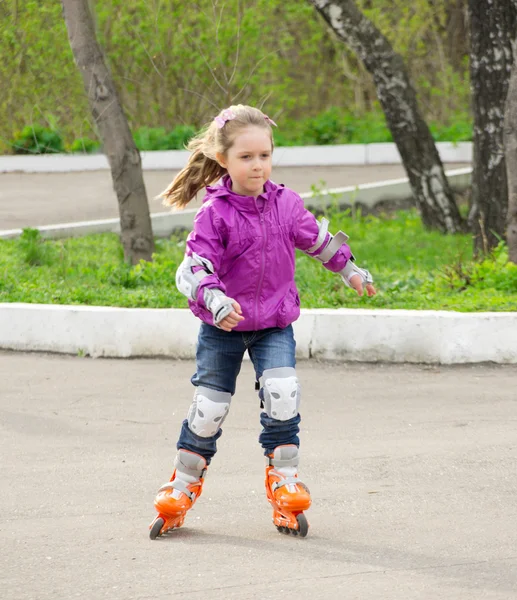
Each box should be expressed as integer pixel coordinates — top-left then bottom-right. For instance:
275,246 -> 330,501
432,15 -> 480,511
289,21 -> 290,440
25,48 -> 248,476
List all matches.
158,479 -> 198,501
306,217 -> 329,254
321,231 -> 349,262
176,461 -> 207,481
272,475 -> 308,492
267,454 -> 299,469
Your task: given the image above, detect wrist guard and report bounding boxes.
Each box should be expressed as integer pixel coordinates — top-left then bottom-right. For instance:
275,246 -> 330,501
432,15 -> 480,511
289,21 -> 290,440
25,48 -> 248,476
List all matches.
339,261 -> 373,289
203,288 -> 235,326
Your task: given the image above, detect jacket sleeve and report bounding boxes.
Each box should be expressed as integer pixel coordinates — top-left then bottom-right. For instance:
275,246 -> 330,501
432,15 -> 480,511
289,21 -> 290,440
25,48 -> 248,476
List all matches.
179,202 -> 227,310
293,197 -> 352,273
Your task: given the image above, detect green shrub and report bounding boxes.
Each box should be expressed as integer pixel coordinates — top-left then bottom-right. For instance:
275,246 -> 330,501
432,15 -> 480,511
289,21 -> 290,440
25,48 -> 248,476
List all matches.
69,137 -> 101,153
346,112 -> 393,144
472,243 -> 517,291
133,127 -> 171,151
429,242 -> 517,294
275,109 -> 470,146
429,113 -> 473,142
8,109 -> 473,156
272,130 -> 300,147
17,228 -> 53,266
166,125 -> 196,150
11,125 -> 64,154
133,125 -> 196,151
301,108 -> 346,145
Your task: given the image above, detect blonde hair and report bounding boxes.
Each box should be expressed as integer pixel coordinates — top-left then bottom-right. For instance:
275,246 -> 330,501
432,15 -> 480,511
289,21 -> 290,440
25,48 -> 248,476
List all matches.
160,104 -> 275,209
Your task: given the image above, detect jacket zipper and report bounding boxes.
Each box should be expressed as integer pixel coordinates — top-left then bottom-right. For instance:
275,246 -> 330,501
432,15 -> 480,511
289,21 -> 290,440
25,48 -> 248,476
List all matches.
254,208 -> 267,330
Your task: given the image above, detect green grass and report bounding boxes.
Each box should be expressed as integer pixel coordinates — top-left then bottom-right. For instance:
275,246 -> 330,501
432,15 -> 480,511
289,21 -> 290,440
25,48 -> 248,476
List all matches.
1,210 -> 517,311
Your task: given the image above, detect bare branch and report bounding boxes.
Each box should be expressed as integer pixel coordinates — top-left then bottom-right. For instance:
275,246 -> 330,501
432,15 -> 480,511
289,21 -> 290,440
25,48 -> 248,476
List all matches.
186,31 -> 228,96
213,0 -> 230,87
256,90 -> 273,111
129,24 -> 165,79
179,87 -> 222,112
228,0 -> 242,86
232,50 -> 279,103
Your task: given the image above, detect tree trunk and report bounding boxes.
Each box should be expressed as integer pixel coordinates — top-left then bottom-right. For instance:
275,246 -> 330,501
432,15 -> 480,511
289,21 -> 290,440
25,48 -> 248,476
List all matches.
308,0 -> 465,234
504,5 -> 517,264
61,0 -> 154,264
444,1 -> 469,73
468,1 -> 516,254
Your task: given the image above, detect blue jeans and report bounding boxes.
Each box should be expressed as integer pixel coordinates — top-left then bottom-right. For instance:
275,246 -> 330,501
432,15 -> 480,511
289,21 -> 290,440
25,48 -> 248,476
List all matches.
177,323 -> 300,464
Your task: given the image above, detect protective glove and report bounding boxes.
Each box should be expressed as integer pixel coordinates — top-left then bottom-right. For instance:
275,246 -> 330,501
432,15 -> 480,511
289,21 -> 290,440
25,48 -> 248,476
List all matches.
203,288 -> 237,327
340,261 -> 374,293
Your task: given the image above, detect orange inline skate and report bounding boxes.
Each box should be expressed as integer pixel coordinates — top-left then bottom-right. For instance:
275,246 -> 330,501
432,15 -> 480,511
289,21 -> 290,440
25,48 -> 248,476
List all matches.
265,445 -> 311,537
149,449 -> 207,539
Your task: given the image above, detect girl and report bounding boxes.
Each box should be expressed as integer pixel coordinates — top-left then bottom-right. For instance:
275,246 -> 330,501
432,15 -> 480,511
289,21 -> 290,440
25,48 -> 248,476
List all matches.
149,105 -> 376,540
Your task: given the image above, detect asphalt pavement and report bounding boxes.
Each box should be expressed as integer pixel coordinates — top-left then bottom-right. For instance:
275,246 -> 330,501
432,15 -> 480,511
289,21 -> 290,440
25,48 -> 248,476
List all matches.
1,352 -> 516,600
0,165 -> 412,230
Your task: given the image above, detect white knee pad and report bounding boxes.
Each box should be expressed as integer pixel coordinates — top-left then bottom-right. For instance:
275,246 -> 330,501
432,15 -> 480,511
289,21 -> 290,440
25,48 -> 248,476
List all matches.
260,367 -> 300,422
187,386 -> 231,438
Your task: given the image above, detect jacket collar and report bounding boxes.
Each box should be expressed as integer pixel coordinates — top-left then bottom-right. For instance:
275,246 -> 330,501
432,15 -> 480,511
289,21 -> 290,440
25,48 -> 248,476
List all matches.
205,175 -> 283,213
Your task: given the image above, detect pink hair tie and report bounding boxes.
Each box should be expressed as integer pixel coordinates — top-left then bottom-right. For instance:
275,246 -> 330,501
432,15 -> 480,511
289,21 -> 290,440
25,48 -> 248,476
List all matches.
214,109 -> 236,129
263,114 -> 277,127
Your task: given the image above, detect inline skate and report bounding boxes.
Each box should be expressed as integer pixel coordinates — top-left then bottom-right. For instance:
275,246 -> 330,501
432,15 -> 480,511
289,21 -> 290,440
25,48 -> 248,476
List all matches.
149,449 -> 207,539
265,445 -> 311,537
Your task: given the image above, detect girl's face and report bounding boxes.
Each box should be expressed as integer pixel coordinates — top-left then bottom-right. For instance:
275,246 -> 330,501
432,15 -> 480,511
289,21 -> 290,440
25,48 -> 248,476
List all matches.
216,126 -> 273,198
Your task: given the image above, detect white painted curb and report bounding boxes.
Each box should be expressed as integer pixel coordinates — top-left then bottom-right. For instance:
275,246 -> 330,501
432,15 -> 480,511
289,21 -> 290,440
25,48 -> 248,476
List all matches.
0,168 -> 472,241
0,142 -> 472,173
1,304 -> 516,364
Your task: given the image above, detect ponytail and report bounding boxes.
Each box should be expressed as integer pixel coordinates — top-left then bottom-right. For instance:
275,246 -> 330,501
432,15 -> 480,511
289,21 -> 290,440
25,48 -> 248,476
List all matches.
160,148 -> 226,209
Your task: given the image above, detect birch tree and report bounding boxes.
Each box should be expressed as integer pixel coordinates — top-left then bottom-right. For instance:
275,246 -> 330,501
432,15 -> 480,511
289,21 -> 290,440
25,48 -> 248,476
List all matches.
469,0 -> 517,254
308,0 -> 465,234
503,1 -> 517,264
61,0 -> 154,264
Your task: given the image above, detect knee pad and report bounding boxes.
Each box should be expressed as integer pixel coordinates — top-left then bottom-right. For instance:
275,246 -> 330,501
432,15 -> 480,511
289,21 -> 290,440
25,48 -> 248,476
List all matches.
187,386 -> 231,438
260,367 -> 300,422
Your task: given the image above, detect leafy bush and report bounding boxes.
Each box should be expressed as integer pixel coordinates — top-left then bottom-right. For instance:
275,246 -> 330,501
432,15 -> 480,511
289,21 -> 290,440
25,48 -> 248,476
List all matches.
17,228 -> 54,266
8,109 -> 473,156
429,113 -> 473,142
346,112 -> 393,144
133,125 -> 196,151
472,244 -> 517,291
429,242 -> 517,293
166,125 -> 197,150
11,125 -> 64,154
301,108 -> 346,145
295,109 -> 394,145
133,127 -> 171,151
273,109 -> 471,147
69,137 -> 101,153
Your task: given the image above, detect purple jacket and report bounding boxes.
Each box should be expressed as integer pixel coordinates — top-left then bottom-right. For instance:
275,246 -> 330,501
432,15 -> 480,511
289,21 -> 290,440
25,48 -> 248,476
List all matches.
184,175 -> 352,331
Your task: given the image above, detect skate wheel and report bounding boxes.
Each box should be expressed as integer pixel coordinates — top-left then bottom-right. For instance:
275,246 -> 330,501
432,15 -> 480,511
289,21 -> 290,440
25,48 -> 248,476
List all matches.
149,517 -> 165,540
296,513 -> 308,538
